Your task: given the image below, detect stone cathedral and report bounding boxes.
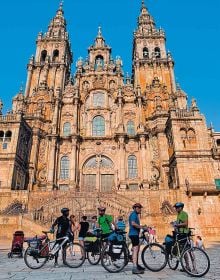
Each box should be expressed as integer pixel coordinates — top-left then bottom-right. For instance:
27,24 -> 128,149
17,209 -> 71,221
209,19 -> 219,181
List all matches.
0,2 -> 220,239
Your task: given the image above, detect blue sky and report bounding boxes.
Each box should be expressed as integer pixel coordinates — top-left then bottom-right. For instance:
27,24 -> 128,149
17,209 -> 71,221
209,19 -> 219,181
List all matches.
0,0 -> 219,130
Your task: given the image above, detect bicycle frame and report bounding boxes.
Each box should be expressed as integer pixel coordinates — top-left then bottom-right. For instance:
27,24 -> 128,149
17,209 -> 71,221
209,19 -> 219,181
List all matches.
34,233 -> 70,258
171,233 -> 192,260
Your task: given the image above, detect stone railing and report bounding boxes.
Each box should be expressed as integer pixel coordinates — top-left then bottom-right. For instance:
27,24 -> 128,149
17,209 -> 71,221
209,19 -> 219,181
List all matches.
174,109 -> 194,118
0,114 -> 21,122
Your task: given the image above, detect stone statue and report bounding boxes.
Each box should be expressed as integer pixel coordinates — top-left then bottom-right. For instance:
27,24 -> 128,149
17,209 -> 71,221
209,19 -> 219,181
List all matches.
191,98 -> 197,108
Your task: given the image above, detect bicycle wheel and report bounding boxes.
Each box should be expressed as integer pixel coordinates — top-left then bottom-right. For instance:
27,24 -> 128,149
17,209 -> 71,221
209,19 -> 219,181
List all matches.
101,243 -> 128,273
63,243 -> 85,268
141,243 -> 167,272
167,254 -> 179,270
180,247 -> 210,277
87,247 -> 101,265
24,247 -> 47,269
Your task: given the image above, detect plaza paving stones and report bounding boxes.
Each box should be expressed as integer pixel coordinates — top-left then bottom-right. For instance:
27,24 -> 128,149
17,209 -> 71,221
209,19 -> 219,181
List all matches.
0,243 -> 219,280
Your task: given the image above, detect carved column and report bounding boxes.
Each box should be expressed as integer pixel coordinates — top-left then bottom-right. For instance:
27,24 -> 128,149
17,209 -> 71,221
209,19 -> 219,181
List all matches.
139,135 -> 148,182
47,136 -> 57,189
52,89 -> 61,134
118,135 -> 126,188
70,137 -> 77,188
29,129 -> 40,190
168,56 -> 176,93
25,63 -> 33,97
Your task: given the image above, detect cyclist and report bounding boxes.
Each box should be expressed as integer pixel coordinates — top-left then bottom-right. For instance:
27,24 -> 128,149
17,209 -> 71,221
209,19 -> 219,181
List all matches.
173,202 -> 189,235
97,206 -> 115,239
129,203 -> 146,274
173,202 -> 194,272
50,207 -> 71,267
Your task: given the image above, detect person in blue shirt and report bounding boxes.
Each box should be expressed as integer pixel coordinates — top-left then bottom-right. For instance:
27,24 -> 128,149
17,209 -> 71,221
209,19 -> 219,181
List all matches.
129,203 -> 146,274
116,216 -> 126,231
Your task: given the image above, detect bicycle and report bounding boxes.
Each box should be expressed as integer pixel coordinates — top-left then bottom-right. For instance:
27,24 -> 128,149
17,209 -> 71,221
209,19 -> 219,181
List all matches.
101,228 -> 167,273
85,228 -> 108,265
23,231 -> 85,269
167,228 -> 210,277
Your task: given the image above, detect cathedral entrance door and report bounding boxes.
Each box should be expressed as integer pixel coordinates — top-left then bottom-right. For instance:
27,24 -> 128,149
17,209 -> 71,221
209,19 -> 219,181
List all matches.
82,155 -> 114,192
101,174 -> 114,192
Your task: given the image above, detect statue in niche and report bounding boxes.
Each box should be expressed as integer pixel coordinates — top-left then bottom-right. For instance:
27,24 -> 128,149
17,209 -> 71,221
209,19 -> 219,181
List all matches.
82,81 -> 89,91
109,80 -> 116,90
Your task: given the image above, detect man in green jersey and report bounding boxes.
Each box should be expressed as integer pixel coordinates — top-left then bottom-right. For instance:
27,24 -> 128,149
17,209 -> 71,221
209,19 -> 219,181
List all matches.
97,206 -> 115,239
173,202 -> 189,234
173,202 -> 196,273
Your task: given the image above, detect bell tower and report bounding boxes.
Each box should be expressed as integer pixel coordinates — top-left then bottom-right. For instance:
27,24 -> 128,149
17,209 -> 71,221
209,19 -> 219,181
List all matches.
132,1 -> 176,95
24,2 -> 72,100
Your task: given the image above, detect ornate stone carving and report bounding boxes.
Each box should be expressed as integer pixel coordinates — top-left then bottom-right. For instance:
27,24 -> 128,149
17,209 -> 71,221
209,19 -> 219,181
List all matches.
38,139 -> 47,164
92,75 -> 106,88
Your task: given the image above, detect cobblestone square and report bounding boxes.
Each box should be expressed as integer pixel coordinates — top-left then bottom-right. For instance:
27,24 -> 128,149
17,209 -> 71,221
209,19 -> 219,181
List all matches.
0,243 -> 219,280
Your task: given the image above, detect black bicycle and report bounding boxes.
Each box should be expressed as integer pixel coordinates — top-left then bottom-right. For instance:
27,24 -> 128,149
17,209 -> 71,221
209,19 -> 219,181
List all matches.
84,228 -> 108,265
101,228 -> 167,273
24,231 -> 85,269
167,228 -> 210,277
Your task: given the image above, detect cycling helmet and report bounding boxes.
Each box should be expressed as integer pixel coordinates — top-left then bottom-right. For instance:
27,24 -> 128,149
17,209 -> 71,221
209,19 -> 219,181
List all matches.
61,207 -> 70,214
173,202 -> 184,208
132,203 -> 143,209
98,206 -> 106,211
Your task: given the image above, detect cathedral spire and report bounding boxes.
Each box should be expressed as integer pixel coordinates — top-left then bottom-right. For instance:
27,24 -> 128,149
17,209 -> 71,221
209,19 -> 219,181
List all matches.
45,1 -> 67,40
137,0 -> 155,32
94,26 -> 106,48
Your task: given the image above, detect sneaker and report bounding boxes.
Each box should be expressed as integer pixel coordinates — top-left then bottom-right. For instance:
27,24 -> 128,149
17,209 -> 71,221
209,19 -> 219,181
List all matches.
132,268 -> 144,274
54,263 -> 59,268
137,264 -> 145,271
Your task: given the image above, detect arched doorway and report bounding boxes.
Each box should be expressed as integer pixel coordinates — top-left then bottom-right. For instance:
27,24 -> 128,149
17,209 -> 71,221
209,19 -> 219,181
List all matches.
82,155 -> 115,192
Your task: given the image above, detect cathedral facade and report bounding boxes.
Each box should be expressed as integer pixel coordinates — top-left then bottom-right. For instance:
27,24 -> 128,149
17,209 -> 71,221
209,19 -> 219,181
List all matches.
0,2 -> 220,238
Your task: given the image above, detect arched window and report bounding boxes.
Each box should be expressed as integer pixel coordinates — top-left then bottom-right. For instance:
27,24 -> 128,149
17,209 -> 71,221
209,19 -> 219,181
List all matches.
187,129 -> 196,143
92,116 -> 105,136
155,47 -> 161,58
60,156 -> 69,179
128,155 -> 138,178
0,131 -> 4,142
127,121 -> 135,136
217,139 -> 220,147
100,156 -> 114,168
93,92 -> 105,107
5,131 -> 12,142
95,55 -> 104,70
63,122 -> 71,136
180,129 -> 187,139
85,157 -> 97,168
143,47 -> 149,58
180,128 -> 187,148
40,50 -> 47,63
52,49 -> 59,62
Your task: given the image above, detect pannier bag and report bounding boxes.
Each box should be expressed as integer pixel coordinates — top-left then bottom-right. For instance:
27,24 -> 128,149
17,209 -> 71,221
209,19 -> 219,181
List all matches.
84,236 -> 99,252
164,234 -> 174,254
108,232 -> 124,243
28,239 -> 42,257
109,243 -> 123,259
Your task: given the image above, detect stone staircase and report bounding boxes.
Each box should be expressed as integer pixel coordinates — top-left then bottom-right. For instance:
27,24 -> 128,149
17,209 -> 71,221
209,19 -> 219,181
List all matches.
25,190 -> 139,228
